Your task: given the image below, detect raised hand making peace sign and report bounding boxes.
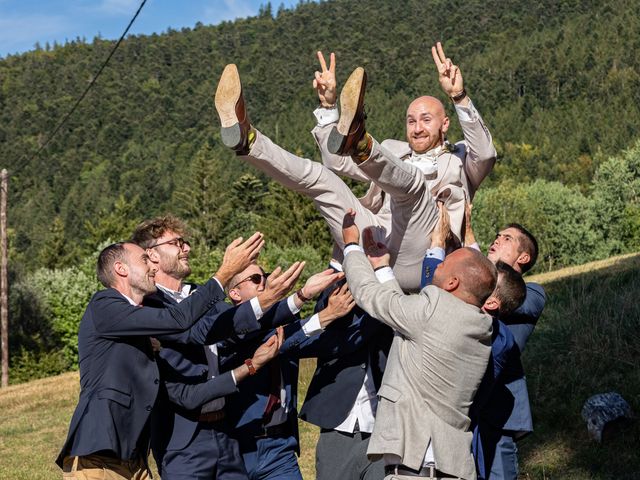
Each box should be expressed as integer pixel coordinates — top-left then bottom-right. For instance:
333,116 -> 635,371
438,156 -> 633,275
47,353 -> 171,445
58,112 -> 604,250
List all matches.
431,41 -> 468,104
313,51 -> 337,108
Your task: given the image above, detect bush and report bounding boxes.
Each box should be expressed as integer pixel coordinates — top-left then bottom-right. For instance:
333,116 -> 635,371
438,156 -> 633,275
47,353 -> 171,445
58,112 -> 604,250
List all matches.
9,253 -> 100,379
591,140 -> 640,254
9,349 -> 71,384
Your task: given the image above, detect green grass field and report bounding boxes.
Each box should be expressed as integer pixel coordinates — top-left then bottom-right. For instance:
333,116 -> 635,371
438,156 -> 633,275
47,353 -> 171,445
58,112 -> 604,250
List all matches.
1,254 -> 639,479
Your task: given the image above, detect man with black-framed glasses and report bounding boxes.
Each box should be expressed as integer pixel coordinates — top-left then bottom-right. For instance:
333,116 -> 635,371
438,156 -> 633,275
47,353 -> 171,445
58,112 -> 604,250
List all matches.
132,216 -> 343,480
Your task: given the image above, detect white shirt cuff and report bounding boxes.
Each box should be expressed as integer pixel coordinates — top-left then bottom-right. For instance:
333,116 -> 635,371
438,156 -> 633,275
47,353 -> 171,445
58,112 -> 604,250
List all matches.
329,259 -> 343,272
301,314 -> 323,336
287,294 -> 302,315
426,247 -> 445,260
454,99 -> 478,123
469,242 -> 481,252
374,266 -> 395,283
313,106 -> 339,126
212,277 -> 224,292
250,296 -> 264,320
343,244 -> 363,256
230,369 -> 237,385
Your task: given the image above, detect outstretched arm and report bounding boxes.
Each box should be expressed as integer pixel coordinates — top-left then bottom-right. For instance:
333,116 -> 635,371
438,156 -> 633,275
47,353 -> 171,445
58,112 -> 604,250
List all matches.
162,328 -> 284,410
312,51 -> 372,183
432,41 -> 496,195
342,210 -> 428,339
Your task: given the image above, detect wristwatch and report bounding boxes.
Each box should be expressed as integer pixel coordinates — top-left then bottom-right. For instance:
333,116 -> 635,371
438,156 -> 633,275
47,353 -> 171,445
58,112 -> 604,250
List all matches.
244,359 -> 257,375
450,89 -> 467,103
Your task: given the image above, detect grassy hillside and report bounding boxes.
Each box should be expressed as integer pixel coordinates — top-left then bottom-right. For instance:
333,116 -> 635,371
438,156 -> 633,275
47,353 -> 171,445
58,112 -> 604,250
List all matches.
1,254 -> 639,479
518,253 -> 640,478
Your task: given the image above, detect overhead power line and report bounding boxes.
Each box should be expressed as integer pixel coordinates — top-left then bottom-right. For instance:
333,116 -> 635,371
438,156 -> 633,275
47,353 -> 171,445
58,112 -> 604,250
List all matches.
12,0 -> 148,176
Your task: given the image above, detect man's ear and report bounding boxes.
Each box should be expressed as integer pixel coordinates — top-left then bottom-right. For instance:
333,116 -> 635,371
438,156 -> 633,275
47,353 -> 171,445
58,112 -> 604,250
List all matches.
228,288 -> 242,303
114,260 -> 128,279
442,275 -> 459,292
147,248 -> 160,263
441,115 -> 450,135
483,295 -> 500,315
516,251 -> 531,270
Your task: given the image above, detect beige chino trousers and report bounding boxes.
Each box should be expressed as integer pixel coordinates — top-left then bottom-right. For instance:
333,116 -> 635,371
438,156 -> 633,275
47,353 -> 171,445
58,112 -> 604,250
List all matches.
62,455 -> 149,480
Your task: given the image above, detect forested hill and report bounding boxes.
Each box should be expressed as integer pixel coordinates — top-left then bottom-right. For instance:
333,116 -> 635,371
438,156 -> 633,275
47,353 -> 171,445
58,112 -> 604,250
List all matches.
1,0 -> 640,272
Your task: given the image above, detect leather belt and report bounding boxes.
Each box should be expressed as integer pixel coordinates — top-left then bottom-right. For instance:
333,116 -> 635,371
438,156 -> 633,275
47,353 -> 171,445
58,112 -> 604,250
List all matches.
198,409 -> 225,423
254,422 -> 291,438
385,464 -> 456,478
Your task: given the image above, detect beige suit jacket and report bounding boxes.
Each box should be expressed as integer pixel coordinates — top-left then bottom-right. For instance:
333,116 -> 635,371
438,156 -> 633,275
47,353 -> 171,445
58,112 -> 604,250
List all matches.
343,250 -> 493,479
312,100 -> 496,241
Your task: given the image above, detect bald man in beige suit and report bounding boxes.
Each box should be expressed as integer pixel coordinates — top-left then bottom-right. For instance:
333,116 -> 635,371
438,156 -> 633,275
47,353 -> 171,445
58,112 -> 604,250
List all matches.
214,43 -> 495,292
340,211 -> 497,480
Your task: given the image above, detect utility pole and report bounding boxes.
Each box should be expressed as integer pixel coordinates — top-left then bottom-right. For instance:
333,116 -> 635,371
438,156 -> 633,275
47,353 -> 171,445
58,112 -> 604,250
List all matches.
1,169 -> 8,387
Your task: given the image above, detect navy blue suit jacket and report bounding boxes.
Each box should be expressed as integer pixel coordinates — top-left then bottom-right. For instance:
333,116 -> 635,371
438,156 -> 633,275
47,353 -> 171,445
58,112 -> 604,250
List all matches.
147,288 -> 297,462
217,316 -> 303,452
297,283 -> 393,430
56,279 -> 228,467
479,282 -> 546,434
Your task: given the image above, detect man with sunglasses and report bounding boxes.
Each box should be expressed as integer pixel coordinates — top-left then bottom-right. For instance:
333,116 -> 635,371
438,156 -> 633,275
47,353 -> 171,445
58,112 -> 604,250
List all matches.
132,216 -> 342,480
216,262 -> 355,480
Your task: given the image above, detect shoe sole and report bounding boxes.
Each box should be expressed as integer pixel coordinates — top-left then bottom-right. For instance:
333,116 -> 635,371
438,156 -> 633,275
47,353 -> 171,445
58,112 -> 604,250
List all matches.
328,67 -> 365,155
214,64 -> 243,149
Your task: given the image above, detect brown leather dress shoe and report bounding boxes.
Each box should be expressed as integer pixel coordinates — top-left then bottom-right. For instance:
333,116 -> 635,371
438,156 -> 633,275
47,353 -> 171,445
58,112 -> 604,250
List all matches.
214,64 -> 252,154
327,67 -> 367,156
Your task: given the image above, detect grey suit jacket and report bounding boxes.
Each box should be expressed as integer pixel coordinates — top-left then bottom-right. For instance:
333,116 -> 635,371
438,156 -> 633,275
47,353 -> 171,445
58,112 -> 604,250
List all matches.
343,250 -> 492,479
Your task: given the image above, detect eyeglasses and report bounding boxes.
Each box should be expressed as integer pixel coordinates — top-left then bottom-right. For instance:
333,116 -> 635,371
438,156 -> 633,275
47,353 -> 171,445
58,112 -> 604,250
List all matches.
231,272 -> 269,289
149,237 -> 191,250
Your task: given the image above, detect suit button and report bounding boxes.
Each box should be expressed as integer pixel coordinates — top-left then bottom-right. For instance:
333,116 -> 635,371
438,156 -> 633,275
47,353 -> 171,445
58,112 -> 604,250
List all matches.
361,363 -> 366,369
154,378 -> 159,384
146,405 -> 153,411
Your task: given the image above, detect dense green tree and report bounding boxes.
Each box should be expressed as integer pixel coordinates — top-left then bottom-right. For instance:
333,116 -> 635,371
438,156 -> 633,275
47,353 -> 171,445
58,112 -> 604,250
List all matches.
2,0 -> 640,273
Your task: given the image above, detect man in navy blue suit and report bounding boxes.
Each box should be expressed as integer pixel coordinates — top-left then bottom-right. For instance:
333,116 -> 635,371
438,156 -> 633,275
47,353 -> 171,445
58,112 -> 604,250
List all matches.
295,261 -> 393,480
479,222 -> 545,479
56,233 -> 265,479
423,205 -> 546,479
218,263 -> 356,480
131,216 -> 342,480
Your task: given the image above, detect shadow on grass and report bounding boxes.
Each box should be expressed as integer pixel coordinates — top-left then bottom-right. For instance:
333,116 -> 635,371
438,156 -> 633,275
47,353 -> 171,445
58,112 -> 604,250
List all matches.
519,258 -> 640,479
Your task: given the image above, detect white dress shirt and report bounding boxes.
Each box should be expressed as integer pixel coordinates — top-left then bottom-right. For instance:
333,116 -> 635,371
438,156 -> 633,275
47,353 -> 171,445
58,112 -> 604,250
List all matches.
327,254 -> 394,435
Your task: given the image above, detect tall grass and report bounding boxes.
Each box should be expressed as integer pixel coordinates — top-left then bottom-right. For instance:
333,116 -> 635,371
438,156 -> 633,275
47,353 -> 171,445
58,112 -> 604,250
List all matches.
519,255 -> 640,478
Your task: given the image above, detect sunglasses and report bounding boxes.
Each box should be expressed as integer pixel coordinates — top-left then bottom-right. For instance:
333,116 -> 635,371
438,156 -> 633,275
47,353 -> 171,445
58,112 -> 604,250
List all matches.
150,237 -> 190,250
231,272 -> 269,289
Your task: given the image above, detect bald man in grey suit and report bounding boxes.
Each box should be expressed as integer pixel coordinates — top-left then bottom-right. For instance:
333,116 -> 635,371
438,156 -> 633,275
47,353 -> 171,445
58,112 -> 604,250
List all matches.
340,211 -> 497,480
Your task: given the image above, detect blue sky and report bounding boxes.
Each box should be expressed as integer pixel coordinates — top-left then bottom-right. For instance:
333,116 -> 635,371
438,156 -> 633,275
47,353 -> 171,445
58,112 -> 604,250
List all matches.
0,0 -> 306,58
